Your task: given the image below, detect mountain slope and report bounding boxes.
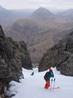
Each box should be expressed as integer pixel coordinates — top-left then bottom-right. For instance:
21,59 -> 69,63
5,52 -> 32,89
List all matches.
9,68 -> 73,98
5,8 -> 73,64
39,31 -> 73,76
0,6 -> 33,26
55,9 -> 73,22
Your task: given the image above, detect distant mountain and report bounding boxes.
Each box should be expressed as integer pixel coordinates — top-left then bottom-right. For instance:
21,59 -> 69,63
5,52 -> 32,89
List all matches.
0,6 -> 11,26
2,7 -> 73,64
6,18 -> 55,63
56,9 -> 73,22
0,6 -> 33,26
58,9 -> 73,16
32,7 -> 54,20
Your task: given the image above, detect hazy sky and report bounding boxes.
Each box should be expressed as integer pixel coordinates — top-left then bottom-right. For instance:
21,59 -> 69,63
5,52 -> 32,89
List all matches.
0,0 -> 73,10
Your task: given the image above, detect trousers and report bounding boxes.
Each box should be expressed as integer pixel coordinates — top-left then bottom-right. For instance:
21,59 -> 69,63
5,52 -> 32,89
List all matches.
44,80 -> 50,89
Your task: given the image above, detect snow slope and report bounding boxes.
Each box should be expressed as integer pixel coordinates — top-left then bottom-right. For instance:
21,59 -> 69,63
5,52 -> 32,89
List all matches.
10,68 -> 73,98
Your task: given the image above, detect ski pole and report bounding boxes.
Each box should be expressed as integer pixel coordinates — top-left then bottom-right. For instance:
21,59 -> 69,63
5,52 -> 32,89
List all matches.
50,78 -> 53,90
53,78 -> 56,89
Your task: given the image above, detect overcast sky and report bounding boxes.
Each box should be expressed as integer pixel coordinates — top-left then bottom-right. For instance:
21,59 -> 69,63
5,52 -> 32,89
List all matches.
0,0 -> 73,10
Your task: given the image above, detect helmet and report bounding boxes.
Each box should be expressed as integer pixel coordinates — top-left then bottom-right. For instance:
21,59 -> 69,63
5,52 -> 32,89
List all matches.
48,67 -> 52,70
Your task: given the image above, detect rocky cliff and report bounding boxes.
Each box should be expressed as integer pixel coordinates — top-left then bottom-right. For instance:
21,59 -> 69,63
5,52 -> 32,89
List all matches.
0,25 -> 32,97
39,31 -> 73,76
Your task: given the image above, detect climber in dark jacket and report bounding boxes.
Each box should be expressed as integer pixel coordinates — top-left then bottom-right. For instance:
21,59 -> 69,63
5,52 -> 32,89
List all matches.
44,67 -> 54,89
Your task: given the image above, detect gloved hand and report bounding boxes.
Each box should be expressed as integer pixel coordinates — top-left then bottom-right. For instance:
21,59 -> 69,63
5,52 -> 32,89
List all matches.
50,77 -> 56,82
53,78 -> 56,82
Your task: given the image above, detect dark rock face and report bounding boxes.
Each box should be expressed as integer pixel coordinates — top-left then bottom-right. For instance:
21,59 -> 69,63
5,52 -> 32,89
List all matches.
18,41 -> 32,69
39,31 -> 73,76
0,25 -> 5,38
0,25 -> 32,95
60,56 -> 73,76
38,42 -> 69,71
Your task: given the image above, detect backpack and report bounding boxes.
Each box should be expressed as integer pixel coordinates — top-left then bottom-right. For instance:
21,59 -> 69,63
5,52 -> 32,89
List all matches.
44,70 -> 54,81
44,72 -> 51,81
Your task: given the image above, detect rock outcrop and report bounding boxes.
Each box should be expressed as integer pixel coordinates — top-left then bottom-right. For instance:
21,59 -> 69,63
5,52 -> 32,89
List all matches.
18,41 -> 32,69
39,31 -> 73,76
0,25 -> 32,97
